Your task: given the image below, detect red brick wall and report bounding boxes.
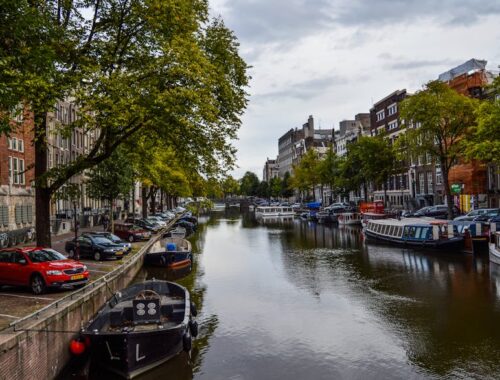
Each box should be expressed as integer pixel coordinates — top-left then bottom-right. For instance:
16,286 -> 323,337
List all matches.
0,110 -> 35,187
448,161 -> 488,194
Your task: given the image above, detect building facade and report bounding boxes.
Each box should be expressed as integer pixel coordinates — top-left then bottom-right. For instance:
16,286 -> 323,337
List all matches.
263,158 -> 279,182
0,106 -> 36,246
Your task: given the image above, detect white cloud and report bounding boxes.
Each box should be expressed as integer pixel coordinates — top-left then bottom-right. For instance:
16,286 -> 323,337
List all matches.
208,1 -> 500,179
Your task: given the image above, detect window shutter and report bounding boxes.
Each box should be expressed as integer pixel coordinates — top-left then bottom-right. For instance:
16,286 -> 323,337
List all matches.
15,205 -> 22,224
0,206 -> 8,226
27,205 -> 33,223
21,205 -> 27,224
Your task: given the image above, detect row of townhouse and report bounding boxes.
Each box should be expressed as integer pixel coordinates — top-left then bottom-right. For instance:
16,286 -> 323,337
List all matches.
263,59 -> 499,211
335,59 -> 499,212
0,100 -> 146,245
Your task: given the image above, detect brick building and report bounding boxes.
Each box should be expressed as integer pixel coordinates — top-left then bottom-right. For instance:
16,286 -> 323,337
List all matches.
0,106 -> 36,246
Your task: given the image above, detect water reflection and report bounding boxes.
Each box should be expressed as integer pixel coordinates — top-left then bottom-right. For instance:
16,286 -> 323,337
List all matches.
63,212 -> 500,379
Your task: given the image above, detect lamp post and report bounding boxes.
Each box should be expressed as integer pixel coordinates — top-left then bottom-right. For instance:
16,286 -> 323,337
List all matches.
73,200 -> 80,260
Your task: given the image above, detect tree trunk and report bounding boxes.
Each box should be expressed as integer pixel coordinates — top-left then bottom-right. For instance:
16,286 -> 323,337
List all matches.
160,190 -> 163,211
383,182 -> 388,207
363,182 -> 368,202
150,188 -> 156,215
35,113 -> 52,247
441,164 -> 454,219
141,186 -> 148,218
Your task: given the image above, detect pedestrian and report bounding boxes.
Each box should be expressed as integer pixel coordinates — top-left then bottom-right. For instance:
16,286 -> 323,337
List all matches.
103,214 -> 109,231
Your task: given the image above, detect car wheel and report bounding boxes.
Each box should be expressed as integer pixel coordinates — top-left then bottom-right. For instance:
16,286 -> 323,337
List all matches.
68,249 -> 75,259
94,251 -> 102,261
30,274 -> 46,295
128,235 -> 134,242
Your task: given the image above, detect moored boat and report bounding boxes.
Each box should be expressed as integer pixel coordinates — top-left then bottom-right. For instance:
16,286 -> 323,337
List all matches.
364,218 -> 464,249
144,237 -> 192,268
81,280 -> 198,379
255,206 -> 295,218
450,220 -> 490,254
490,232 -> 500,265
316,210 -> 338,224
165,226 -> 186,239
338,212 -> 361,225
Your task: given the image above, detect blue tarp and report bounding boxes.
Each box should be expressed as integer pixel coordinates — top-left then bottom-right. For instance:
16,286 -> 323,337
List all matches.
306,201 -> 322,209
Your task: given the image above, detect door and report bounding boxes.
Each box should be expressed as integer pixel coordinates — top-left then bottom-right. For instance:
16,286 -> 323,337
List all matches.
78,236 -> 93,257
11,251 -> 31,285
0,250 -> 14,284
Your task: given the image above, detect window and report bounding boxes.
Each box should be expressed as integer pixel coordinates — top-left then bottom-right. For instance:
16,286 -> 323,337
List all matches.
376,110 -> 385,122
388,120 -> 398,130
18,139 -> 24,152
388,103 -> 397,116
19,159 -> 25,185
426,153 -> 432,164
427,171 -> 433,194
436,167 -> 442,185
12,157 -> 18,184
418,172 -> 425,194
0,206 -> 9,226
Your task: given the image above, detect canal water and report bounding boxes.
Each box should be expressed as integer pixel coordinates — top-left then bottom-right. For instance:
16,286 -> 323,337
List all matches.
76,210 -> 500,379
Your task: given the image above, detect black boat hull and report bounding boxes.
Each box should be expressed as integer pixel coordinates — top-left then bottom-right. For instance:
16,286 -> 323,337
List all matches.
85,326 -> 187,379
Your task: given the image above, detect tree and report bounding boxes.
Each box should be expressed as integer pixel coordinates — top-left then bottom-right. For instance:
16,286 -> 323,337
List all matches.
465,76 -> 500,165
399,80 -> 478,219
239,172 -> 260,196
86,149 -> 134,232
317,147 -> 342,204
269,177 -> 283,199
222,176 -> 240,197
281,172 -> 295,199
0,1 -> 249,246
257,181 -> 270,198
291,149 -> 320,201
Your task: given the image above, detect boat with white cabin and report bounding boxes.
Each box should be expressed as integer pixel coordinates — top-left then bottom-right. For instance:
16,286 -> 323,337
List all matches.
255,206 -> 295,218
490,231 -> 500,265
364,218 -> 463,249
338,212 -> 361,225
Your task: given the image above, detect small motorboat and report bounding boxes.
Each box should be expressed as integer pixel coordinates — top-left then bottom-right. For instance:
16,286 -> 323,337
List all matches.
81,280 -> 198,379
145,237 -> 192,269
164,226 -> 186,239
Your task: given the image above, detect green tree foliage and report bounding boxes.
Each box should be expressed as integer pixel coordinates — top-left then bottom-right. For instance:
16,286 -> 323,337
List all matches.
222,176 -> 240,197
0,1 -> 249,245
239,172 -> 260,196
465,76 -> 500,165
269,177 -> 283,199
281,172 -> 294,199
86,148 -> 134,231
317,148 -> 342,201
399,80 -> 478,218
257,181 -> 270,198
291,149 -> 320,201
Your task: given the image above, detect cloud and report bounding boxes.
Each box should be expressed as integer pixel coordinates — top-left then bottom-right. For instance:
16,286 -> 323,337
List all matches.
255,75 -> 347,101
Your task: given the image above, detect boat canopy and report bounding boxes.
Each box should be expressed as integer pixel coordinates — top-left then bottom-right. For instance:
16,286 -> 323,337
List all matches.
306,201 -> 322,209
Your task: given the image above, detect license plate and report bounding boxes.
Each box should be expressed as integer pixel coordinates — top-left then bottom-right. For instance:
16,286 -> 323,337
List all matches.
71,274 -> 84,280
115,251 -> 123,256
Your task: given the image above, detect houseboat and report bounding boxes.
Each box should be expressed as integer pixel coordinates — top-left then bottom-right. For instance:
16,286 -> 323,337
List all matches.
490,232 -> 500,265
360,201 -> 390,228
255,206 -> 295,218
364,218 -> 464,249
144,237 -> 192,269
338,212 -> 361,225
81,280 -> 197,379
316,209 -> 338,224
450,220 -> 490,254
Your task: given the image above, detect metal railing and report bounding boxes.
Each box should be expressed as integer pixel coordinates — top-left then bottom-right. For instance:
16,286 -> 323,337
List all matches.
8,215 -> 182,332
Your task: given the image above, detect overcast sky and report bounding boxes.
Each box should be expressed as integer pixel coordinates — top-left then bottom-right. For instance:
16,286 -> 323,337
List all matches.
209,0 -> 500,180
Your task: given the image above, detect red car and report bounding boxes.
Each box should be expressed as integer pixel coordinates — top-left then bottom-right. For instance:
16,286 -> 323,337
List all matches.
0,247 -> 90,295
113,223 -> 151,242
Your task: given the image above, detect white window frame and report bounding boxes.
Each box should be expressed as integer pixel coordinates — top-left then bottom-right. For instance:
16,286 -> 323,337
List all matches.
19,159 -> 25,185
388,103 -> 397,116
388,120 -> 398,130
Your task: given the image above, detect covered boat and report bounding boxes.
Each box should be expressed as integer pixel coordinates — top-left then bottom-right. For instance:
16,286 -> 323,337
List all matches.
81,280 -> 198,379
164,226 -> 186,239
450,220 -> 490,254
338,212 -> 361,225
364,218 -> 463,249
255,206 -> 295,218
490,231 -> 500,265
145,237 -> 192,268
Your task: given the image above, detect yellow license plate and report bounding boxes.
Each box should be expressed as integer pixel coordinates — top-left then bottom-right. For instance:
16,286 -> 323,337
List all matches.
115,251 -> 123,256
71,274 -> 84,280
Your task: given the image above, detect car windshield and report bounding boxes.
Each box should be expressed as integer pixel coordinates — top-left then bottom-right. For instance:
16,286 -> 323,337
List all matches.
104,233 -> 121,242
28,249 -> 66,262
92,236 -> 113,244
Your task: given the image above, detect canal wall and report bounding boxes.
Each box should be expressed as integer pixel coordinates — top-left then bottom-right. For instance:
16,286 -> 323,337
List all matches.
0,219 -> 177,380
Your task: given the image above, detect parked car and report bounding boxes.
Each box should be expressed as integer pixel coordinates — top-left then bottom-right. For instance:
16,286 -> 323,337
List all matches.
291,203 -> 302,209
325,202 -> 350,210
125,218 -> 161,233
454,208 -> 500,222
154,212 -> 175,221
414,205 -> 461,219
84,232 -> 132,254
0,247 -> 89,294
113,223 -> 151,242
65,235 -> 124,261
146,216 -> 167,227
173,206 -> 186,214
472,209 -> 500,222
